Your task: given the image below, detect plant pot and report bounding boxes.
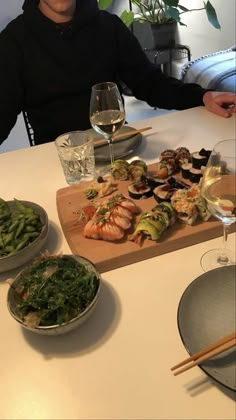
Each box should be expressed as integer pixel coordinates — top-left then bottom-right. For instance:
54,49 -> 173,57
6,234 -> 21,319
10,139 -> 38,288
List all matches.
151,21 -> 177,49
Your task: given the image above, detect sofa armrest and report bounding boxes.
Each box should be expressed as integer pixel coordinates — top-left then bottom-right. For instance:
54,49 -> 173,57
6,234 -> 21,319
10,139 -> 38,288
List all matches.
181,48 -> 236,92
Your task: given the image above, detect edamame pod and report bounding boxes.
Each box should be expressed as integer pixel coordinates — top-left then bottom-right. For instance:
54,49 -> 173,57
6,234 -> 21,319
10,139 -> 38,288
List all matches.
14,198 -> 29,213
3,232 -> 14,245
15,238 -> 30,251
5,245 -> 15,253
15,221 -> 25,238
25,225 -> 37,232
0,198 -> 11,220
0,198 -> 43,257
8,220 -> 20,233
23,232 -> 40,240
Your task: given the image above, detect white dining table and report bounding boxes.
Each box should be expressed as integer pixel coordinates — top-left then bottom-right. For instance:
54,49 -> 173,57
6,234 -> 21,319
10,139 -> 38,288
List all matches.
0,106 -> 235,420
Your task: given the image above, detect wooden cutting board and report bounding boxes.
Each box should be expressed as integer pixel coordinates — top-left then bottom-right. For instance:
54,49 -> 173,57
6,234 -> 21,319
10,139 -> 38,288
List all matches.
56,163 -> 233,273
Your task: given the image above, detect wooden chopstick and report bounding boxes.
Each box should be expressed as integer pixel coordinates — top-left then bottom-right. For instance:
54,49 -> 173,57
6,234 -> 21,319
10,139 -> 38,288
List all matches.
94,126 -> 152,147
171,331 -> 236,376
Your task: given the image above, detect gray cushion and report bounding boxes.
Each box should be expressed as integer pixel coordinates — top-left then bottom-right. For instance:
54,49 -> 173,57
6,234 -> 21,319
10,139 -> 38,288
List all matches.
181,48 -> 236,93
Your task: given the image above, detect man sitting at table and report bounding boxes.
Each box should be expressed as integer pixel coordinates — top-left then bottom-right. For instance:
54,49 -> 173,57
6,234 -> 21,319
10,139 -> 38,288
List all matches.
0,0 -> 235,147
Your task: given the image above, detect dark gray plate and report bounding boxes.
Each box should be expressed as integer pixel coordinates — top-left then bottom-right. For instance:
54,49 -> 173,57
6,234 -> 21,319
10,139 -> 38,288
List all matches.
177,265 -> 236,391
89,125 -> 142,163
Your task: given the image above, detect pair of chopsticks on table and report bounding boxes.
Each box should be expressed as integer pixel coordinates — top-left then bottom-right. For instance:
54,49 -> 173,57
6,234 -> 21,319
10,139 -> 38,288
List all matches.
171,331 -> 236,376
94,126 -> 152,147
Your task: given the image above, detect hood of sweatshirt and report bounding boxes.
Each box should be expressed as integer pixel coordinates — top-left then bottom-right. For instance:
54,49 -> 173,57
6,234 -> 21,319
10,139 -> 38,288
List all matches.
19,0 -> 100,71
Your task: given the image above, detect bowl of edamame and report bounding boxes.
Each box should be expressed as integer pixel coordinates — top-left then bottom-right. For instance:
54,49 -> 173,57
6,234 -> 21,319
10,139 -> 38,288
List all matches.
7,254 -> 101,335
0,198 -> 48,273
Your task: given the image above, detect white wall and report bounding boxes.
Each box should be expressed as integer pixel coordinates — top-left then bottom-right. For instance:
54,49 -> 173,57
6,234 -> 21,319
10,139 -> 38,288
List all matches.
0,0 -> 24,31
113,0 -> 235,60
176,0 -> 236,59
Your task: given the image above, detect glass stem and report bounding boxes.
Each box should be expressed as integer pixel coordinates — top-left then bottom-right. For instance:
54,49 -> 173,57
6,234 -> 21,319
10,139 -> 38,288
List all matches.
107,136 -> 114,165
218,222 -> 230,264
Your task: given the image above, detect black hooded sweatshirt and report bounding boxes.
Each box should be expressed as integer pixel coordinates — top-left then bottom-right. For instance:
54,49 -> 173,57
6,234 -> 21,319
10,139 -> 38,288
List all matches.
0,0 -> 207,145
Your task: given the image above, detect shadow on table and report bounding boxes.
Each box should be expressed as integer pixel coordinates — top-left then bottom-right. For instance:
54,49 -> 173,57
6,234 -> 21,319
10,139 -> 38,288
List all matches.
22,279 -> 121,358
184,374 -> 236,401
44,220 -> 64,254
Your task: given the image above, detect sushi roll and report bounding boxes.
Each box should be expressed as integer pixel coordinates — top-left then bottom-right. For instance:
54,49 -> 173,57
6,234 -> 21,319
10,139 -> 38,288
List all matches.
189,168 -> 202,183
141,175 -> 166,189
110,159 -> 130,180
152,201 -> 176,227
181,162 -> 192,179
192,153 -> 208,169
156,161 -> 175,179
185,185 -> 211,221
171,199 -> 198,225
129,159 -> 148,181
159,149 -> 177,160
153,184 -> 176,202
175,147 -> 191,165
199,148 -> 211,162
129,213 -> 163,244
128,181 -> 152,200
168,176 -> 189,189
129,201 -> 175,245
159,201 -> 176,225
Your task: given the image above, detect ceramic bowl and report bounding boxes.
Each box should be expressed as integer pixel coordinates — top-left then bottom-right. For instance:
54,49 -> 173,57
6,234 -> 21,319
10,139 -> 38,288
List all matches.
0,200 -> 48,273
7,254 -> 101,335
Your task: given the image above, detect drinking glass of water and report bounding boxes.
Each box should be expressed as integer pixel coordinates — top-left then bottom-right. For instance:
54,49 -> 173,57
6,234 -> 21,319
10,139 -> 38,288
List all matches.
55,131 -> 95,185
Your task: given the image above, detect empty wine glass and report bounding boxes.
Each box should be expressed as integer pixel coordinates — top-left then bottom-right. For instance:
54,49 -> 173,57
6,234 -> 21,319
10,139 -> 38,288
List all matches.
90,82 -> 125,165
200,139 -> 236,272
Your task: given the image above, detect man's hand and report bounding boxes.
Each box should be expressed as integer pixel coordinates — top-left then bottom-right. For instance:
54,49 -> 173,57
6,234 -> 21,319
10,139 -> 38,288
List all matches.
203,91 -> 236,117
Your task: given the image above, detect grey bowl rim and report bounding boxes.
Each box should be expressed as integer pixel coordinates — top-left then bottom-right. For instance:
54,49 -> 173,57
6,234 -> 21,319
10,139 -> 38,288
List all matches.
7,254 -> 102,332
0,200 -> 48,263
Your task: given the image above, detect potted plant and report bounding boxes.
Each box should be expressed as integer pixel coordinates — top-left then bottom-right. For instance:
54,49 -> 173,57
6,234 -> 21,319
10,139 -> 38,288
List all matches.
98,0 -> 220,48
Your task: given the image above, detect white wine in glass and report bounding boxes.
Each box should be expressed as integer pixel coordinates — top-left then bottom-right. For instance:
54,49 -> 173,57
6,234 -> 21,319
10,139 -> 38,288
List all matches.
200,139 -> 236,271
90,82 -> 125,165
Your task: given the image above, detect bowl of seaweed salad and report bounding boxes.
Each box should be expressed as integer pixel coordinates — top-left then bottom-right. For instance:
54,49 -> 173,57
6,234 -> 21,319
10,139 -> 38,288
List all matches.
7,254 -> 101,335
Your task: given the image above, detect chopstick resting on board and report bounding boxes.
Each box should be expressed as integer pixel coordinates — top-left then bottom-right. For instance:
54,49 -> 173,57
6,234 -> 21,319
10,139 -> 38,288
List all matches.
94,126 -> 152,148
171,331 -> 236,376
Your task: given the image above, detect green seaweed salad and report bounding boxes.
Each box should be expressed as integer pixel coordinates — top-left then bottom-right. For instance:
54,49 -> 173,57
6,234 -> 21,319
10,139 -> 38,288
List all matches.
14,255 -> 100,327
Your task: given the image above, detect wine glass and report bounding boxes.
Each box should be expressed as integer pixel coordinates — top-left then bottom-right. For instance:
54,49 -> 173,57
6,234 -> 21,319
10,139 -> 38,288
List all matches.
90,82 -> 125,165
200,139 -> 236,272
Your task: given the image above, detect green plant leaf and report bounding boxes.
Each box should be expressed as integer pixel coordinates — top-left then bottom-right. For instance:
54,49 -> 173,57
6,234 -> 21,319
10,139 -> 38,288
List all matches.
165,7 -> 181,22
178,5 -> 190,12
162,0 -> 179,7
120,10 -> 135,27
114,0 -> 221,30
98,0 -> 112,10
205,0 -> 221,29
